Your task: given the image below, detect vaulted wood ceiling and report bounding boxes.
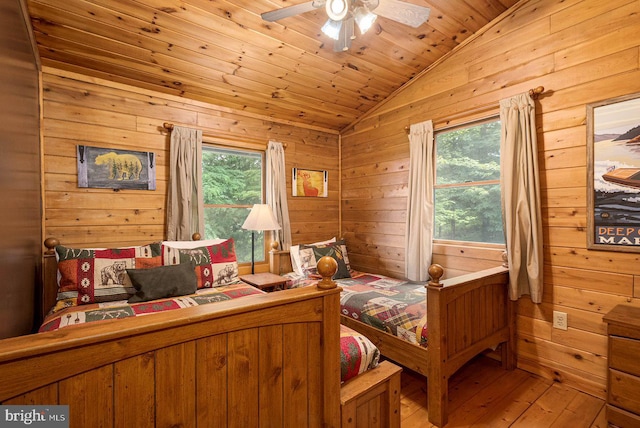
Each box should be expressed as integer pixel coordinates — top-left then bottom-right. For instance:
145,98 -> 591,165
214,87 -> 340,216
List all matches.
26,0 -> 518,131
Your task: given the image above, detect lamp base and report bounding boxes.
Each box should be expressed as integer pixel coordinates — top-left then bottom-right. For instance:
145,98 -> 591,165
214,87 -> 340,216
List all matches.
250,231 -> 255,274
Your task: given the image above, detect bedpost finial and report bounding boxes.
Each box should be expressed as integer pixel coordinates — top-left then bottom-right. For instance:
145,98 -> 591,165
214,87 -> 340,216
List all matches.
192,232 -> 201,241
316,256 -> 338,290
43,237 -> 59,254
428,264 -> 444,287
270,241 -> 279,251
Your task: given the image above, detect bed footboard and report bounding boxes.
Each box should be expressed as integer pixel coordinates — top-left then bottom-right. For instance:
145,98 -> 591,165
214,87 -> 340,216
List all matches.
0,286 -> 342,428
340,360 -> 402,428
426,263 -> 512,427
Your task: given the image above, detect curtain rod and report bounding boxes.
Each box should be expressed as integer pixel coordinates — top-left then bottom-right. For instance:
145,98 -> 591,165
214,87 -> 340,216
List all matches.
404,86 -> 545,134
162,122 -> 287,149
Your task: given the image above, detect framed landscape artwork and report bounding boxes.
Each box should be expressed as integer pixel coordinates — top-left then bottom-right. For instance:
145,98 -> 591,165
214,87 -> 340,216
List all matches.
587,92 -> 640,252
77,145 -> 156,190
292,168 -> 328,197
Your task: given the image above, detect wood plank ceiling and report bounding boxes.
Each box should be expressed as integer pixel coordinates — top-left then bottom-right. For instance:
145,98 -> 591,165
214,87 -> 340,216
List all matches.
26,0 -> 519,132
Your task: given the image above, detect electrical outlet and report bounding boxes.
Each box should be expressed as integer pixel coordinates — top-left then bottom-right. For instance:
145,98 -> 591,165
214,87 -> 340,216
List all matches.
553,311 -> 568,330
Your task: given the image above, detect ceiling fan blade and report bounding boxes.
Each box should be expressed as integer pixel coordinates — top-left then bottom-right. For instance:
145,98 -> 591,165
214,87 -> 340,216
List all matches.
261,1 -> 325,22
374,0 -> 430,27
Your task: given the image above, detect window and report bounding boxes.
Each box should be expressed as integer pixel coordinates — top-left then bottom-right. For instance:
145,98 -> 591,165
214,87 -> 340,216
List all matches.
202,146 -> 264,263
434,118 -> 504,244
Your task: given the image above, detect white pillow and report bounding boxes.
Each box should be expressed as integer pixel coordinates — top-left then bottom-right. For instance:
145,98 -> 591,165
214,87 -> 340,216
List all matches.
290,237 -> 336,276
161,239 -> 226,249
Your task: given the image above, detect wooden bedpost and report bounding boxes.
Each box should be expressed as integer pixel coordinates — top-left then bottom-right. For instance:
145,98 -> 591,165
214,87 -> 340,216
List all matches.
42,238 -> 59,321
426,263 -> 448,427
316,256 -> 338,290
428,264 -> 444,287
500,251 -> 516,370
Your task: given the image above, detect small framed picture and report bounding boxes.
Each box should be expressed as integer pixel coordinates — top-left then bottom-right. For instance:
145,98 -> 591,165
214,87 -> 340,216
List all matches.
77,145 -> 156,190
292,168 -> 328,197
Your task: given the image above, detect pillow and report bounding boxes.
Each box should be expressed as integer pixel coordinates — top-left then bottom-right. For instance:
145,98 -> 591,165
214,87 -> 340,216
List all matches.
127,262 -> 197,303
162,238 -> 238,288
299,240 -> 352,279
340,325 -> 380,383
55,243 -> 163,305
290,237 -> 336,276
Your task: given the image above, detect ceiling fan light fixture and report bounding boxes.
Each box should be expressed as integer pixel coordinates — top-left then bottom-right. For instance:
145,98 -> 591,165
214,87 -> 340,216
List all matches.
321,19 -> 342,40
325,0 -> 349,21
354,6 -> 377,34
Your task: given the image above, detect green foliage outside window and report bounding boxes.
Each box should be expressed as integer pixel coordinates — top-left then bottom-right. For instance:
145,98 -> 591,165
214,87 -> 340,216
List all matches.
202,147 -> 263,263
434,120 -> 504,244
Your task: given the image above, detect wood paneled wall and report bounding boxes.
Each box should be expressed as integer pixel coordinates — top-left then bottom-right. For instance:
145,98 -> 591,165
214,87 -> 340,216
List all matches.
41,67 -> 340,272
341,0 -> 640,398
0,0 -> 41,338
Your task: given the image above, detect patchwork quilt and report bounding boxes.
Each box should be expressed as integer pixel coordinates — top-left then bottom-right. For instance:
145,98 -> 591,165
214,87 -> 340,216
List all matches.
39,279 -> 380,383
39,281 -> 262,332
287,272 -> 429,347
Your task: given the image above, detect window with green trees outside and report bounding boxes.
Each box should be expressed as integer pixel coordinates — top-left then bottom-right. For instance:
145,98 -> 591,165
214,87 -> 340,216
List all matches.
434,118 -> 504,244
202,146 -> 264,263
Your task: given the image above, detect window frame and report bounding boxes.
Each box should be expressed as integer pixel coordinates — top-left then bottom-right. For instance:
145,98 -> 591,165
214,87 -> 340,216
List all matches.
201,143 -> 267,267
432,115 -> 504,246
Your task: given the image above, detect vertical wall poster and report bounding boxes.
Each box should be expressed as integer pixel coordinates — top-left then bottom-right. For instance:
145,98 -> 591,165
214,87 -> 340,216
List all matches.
587,92 -> 640,252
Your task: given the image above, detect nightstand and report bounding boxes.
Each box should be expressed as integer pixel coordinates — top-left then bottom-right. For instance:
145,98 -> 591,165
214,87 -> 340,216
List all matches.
239,272 -> 289,292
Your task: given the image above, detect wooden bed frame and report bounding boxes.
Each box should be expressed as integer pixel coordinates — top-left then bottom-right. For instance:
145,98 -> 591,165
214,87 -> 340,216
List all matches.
0,240 -> 402,428
271,249 -> 514,427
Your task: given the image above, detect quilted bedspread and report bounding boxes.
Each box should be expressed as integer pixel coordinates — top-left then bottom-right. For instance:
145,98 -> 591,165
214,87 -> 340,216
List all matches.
39,282 -> 263,332
287,272 -> 429,347
39,280 -> 380,383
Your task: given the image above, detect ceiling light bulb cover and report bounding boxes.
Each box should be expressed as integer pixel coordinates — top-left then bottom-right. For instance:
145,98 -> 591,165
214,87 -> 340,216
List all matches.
354,7 -> 377,34
321,19 -> 342,40
325,0 -> 349,21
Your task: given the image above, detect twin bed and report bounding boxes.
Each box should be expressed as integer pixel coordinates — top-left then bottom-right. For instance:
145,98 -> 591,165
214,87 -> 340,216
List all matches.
0,236 -> 512,427
272,239 -> 514,426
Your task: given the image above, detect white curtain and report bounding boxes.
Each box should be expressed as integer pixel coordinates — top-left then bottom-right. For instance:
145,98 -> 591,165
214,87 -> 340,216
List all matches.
266,141 -> 292,251
166,126 -> 204,241
405,120 -> 435,281
500,93 -> 543,303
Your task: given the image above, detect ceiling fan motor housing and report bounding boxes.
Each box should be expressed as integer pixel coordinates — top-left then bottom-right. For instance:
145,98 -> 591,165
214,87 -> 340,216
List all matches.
326,0 -> 349,21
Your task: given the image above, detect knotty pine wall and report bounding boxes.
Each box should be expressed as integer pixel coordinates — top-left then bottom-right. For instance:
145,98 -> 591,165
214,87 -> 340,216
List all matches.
41,67 -> 340,274
341,0 -> 640,398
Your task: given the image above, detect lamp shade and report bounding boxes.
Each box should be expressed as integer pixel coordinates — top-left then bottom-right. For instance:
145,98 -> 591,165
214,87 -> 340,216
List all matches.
241,204 -> 281,231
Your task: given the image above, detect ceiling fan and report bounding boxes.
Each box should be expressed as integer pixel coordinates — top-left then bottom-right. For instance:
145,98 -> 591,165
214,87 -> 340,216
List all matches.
261,0 -> 431,52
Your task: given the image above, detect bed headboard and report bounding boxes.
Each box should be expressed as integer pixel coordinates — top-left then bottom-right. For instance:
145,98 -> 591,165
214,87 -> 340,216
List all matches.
40,234 -> 206,322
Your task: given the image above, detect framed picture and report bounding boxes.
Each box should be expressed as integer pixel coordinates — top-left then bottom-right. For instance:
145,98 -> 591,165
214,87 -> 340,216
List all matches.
77,145 -> 156,190
587,92 -> 640,252
292,168 -> 328,197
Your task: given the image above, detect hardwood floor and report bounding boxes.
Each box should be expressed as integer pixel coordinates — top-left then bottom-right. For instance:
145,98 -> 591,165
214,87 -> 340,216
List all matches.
399,355 -> 608,427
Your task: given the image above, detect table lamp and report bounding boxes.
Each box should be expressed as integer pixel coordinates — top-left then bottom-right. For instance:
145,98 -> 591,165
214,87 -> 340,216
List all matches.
241,204 -> 281,274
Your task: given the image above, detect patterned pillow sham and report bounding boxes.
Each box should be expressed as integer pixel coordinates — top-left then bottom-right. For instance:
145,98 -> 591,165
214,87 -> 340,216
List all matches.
340,325 -> 380,383
162,237 -> 239,288
55,243 -> 163,306
299,239 -> 352,279
290,237 -> 336,276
